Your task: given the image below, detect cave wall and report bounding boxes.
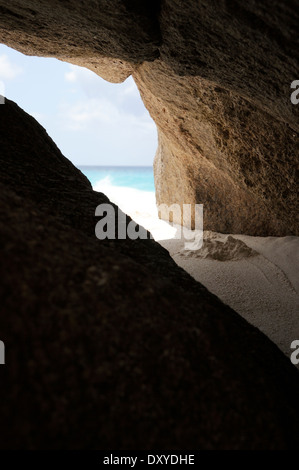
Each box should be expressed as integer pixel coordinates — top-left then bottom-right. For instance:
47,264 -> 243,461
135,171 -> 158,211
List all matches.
134,63 -> 298,234
2,97 -> 299,449
1,1 -> 299,449
0,0 -> 161,82
0,0 -> 298,235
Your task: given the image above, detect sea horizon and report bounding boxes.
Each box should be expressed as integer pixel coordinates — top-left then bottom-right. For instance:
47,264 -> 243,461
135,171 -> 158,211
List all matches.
77,164 -> 153,168
78,164 -> 155,193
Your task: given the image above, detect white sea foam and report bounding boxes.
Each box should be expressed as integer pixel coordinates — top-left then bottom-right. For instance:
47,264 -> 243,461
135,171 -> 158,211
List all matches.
93,178 -> 177,240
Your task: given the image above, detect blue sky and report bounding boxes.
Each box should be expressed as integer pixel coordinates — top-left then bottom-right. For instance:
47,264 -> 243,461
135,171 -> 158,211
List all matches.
0,44 -> 157,166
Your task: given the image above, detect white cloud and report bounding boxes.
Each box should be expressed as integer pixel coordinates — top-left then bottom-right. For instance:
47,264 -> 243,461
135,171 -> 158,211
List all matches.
65,70 -> 77,83
62,65 -> 155,132
0,55 -> 23,80
60,97 -> 156,134
60,63 -> 157,164
64,64 -> 94,85
121,79 -> 139,97
64,64 -> 145,113
60,98 -> 118,130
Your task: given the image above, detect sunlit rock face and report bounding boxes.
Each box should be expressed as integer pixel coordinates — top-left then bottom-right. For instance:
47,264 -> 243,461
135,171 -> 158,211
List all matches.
0,0 -> 161,82
0,0 -> 298,234
135,65 -> 298,235
2,98 -> 299,450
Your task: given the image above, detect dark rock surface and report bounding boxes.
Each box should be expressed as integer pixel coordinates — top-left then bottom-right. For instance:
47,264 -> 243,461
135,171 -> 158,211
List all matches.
0,0 -> 298,234
1,99 -> 299,449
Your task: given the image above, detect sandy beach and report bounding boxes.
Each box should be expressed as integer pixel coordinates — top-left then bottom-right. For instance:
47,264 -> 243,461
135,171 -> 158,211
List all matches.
94,180 -> 299,362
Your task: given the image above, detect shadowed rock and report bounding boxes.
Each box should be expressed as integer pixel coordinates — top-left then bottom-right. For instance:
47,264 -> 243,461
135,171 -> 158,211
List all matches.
1,99 -> 299,449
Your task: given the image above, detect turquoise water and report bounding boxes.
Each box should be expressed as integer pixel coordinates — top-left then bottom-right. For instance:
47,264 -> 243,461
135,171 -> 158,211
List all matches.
78,166 -> 155,192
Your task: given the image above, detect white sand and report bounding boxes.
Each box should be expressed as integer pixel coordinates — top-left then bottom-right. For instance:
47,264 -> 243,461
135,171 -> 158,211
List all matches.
94,180 -> 299,361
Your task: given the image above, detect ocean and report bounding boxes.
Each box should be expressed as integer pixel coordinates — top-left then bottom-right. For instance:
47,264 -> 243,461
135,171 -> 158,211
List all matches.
77,164 -> 199,244
78,166 -> 155,192
78,165 -> 158,232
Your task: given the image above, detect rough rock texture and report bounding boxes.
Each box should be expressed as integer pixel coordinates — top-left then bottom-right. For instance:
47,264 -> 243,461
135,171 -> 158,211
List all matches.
134,0 -> 299,235
0,0 -> 161,82
135,65 -> 298,234
0,0 -> 298,234
1,98 -> 299,449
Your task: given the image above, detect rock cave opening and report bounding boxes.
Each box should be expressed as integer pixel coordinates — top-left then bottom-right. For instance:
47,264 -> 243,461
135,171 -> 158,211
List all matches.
0,0 -> 298,450
0,43 -> 160,225
1,40 -> 298,362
